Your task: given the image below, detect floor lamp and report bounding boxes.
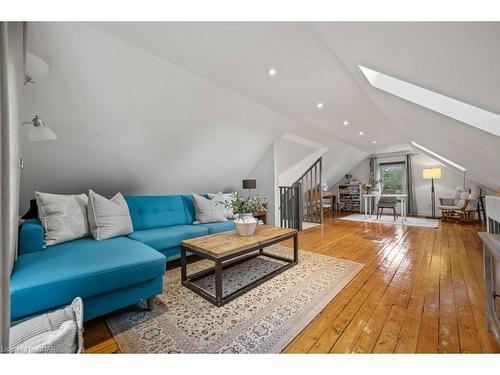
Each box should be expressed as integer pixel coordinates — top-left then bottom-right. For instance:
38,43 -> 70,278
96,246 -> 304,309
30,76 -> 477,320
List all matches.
423,168 -> 442,219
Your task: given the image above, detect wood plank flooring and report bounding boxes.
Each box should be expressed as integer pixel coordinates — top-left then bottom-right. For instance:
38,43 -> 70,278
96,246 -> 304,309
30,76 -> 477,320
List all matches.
83,214 -> 500,353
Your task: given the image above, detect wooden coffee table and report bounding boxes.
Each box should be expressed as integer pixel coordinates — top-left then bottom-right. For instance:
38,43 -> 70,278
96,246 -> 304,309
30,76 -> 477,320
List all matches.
180,225 -> 298,307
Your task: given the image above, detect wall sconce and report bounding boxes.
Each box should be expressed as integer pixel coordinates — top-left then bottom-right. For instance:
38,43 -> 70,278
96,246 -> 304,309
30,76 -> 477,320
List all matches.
22,115 -> 57,141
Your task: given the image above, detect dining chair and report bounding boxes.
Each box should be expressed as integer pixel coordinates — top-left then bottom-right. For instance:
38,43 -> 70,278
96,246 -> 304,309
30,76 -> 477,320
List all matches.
376,195 -> 399,221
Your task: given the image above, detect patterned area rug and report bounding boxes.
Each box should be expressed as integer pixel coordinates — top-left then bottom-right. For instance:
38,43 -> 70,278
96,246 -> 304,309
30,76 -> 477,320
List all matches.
339,214 -> 439,228
107,245 -> 363,353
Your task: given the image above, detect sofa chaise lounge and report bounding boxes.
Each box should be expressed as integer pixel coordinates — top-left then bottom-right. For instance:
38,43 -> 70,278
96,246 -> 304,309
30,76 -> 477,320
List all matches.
11,194 -> 235,322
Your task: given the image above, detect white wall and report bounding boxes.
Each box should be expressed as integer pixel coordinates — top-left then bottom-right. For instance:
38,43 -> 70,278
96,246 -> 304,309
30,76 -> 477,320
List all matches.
276,136 -> 317,176
332,159 -> 370,190
322,143 -> 368,190
244,141 -> 277,225
336,151 -> 493,215
278,149 -> 327,187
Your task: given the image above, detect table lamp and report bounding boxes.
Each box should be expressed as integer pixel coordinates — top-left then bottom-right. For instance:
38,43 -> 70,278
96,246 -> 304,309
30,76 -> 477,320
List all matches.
423,167 -> 442,219
242,179 -> 256,197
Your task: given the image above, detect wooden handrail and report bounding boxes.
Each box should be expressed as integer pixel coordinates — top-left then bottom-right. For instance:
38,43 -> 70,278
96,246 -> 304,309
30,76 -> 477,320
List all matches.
293,157 -> 322,185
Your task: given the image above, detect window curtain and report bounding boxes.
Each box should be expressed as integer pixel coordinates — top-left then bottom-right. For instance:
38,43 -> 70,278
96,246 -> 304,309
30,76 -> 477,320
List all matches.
369,156 -> 376,176
368,156 -> 376,209
0,22 -> 22,352
405,153 -> 417,215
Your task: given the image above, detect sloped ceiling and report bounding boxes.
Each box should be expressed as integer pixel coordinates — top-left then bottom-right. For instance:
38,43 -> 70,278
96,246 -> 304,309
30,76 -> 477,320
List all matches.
20,23 -> 303,210
90,22 -> 402,152
91,22 -> 500,189
22,22 -> 500,210
21,22 -> 368,212
313,22 -> 500,189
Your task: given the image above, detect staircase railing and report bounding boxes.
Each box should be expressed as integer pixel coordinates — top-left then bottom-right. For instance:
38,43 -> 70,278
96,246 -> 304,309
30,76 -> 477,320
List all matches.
296,157 -> 323,224
278,157 -> 323,229
279,183 -> 302,230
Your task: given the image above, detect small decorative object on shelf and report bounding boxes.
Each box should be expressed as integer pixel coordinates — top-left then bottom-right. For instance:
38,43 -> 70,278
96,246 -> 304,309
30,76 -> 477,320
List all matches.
338,182 -> 362,212
220,193 -> 265,236
344,174 -> 353,184
362,183 -> 372,194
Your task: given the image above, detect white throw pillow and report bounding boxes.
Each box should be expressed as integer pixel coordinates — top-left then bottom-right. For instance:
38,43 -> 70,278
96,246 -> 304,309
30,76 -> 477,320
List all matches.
207,192 -> 235,219
13,320 -> 77,354
87,190 -> 133,240
10,297 -> 84,353
456,191 -> 470,207
36,192 -> 89,246
192,193 -> 228,224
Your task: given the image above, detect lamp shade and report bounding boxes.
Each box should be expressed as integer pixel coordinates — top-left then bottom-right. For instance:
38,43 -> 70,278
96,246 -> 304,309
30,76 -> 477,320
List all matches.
29,126 -> 57,141
23,115 -> 58,141
422,168 -> 442,180
242,179 -> 256,189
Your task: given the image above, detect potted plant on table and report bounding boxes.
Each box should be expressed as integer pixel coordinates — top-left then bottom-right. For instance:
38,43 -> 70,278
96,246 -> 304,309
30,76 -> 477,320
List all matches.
221,193 -> 265,236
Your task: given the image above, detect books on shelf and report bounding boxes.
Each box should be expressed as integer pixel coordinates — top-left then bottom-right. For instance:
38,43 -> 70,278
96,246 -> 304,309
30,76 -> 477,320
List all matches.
338,182 -> 362,212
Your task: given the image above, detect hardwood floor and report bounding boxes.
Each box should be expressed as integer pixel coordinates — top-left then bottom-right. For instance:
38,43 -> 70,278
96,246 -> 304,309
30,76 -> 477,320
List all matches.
83,214 -> 500,353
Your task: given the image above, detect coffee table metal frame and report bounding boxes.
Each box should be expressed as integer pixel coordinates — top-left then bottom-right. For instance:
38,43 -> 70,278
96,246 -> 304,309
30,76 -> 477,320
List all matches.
181,231 -> 298,307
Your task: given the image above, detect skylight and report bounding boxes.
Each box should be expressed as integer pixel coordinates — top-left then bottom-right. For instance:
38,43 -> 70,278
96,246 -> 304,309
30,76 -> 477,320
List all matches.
359,66 -> 500,137
410,141 -> 466,172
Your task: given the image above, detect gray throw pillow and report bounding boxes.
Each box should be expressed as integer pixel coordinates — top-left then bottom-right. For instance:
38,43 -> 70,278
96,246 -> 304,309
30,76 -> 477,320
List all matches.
207,192 -> 235,219
192,193 -> 228,224
35,192 -> 90,246
87,190 -> 133,240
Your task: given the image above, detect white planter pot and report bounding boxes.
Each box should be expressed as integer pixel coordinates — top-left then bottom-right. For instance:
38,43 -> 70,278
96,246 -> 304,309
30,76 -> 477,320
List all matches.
235,214 -> 257,236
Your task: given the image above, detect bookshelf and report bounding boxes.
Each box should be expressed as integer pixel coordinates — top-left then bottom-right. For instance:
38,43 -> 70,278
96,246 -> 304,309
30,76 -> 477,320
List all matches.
338,182 -> 362,212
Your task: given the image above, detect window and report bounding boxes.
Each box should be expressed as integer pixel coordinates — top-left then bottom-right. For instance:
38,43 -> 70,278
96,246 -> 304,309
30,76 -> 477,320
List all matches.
360,66 -> 500,138
379,162 -> 405,194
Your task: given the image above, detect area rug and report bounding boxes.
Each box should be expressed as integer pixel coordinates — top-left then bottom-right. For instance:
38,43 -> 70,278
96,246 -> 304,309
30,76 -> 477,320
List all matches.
339,213 -> 439,228
106,245 -> 363,353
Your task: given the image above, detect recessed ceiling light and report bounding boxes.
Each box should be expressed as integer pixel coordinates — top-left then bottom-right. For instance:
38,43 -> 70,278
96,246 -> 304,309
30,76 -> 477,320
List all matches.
359,131 -> 364,135
372,140 -> 377,144
268,68 -> 277,77
316,102 -> 324,109
343,121 -> 349,126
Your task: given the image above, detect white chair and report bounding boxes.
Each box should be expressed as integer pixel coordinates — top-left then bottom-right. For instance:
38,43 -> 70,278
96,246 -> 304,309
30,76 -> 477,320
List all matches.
438,186 -> 480,221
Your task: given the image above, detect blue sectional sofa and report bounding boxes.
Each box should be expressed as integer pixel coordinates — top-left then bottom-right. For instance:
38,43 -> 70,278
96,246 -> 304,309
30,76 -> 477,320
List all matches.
11,194 -> 235,322
126,195 -> 235,261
